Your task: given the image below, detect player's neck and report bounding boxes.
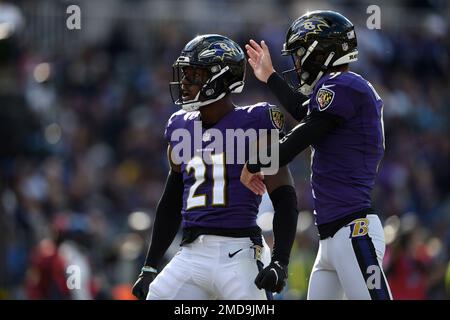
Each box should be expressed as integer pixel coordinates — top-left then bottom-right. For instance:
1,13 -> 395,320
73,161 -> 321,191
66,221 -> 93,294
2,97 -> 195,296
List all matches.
199,98 -> 235,125
327,65 -> 349,74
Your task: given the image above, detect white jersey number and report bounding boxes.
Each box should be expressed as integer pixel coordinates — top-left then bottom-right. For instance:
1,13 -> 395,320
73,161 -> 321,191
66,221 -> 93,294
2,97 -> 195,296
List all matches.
186,154 -> 226,210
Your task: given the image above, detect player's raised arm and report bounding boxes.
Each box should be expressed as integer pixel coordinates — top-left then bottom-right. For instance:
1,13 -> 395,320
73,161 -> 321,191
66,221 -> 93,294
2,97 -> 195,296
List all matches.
132,145 -> 183,300
246,39 -> 308,121
245,39 -> 276,83
245,110 -> 343,177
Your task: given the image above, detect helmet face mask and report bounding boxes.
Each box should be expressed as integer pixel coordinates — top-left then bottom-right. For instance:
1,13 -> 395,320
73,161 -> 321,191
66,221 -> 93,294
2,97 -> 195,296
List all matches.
169,34 -> 246,112
180,66 -> 209,87
281,10 -> 358,95
171,65 -> 210,110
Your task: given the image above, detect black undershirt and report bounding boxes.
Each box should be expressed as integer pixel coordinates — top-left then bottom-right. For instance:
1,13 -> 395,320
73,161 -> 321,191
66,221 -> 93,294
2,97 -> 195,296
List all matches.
144,170 -> 183,269
266,72 -> 309,122
247,111 -> 343,174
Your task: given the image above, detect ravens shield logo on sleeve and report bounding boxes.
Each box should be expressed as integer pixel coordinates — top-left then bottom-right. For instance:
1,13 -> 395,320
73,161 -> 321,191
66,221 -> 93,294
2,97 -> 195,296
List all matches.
269,107 -> 285,132
316,87 -> 335,111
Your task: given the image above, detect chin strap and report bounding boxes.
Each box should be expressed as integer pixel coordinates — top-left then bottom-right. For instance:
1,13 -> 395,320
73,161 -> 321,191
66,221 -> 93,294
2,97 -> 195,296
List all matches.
181,92 -> 227,112
299,51 -> 335,95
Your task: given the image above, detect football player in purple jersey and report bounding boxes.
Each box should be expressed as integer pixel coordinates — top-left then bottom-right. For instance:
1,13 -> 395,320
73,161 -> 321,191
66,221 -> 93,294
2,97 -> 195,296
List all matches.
132,34 -> 299,300
241,10 -> 393,299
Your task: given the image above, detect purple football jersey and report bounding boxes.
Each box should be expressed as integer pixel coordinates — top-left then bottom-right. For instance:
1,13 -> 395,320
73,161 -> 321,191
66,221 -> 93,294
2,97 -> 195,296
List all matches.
164,102 -> 284,229
308,71 -> 385,225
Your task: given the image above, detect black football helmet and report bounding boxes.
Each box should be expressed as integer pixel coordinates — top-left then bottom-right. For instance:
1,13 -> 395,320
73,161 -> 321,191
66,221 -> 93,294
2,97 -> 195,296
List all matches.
170,34 -> 246,111
282,10 -> 358,95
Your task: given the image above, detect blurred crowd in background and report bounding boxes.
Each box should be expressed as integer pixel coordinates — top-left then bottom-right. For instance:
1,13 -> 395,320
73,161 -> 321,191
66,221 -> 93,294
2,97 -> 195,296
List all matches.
0,0 -> 449,300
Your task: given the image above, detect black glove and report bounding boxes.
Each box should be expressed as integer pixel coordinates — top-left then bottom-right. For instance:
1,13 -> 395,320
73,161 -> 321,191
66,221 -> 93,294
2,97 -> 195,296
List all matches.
132,266 -> 158,300
254,261 -> 288,293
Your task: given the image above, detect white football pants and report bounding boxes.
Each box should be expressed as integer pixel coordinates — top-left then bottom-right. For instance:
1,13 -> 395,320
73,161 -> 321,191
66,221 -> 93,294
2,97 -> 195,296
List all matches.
308,214 -> 393,300
147,235 -> 272,300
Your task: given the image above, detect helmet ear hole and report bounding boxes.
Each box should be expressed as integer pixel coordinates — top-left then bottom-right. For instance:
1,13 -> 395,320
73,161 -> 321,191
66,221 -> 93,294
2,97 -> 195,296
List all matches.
296,47 -> 306,57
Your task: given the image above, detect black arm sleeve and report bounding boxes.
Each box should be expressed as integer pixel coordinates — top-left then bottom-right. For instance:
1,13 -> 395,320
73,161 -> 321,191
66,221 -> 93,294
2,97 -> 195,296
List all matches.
269,185 -> 299,266
247,111 -> 343,173
266,72 -> 309,122
144,170 -> 183,269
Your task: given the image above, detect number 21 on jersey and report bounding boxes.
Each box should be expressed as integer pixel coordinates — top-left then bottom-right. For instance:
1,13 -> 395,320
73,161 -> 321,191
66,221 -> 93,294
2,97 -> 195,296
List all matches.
185,153 -> 226,210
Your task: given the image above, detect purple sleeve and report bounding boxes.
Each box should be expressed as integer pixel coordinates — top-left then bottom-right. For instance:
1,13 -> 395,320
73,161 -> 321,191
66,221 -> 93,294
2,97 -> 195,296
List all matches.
164,113 -> 179,143
312,82 -> 356,120
163,120 -> 171,143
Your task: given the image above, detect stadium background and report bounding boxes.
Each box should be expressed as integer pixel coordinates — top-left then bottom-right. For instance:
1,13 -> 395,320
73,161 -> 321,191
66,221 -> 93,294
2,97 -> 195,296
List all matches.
0,0 -> 449,300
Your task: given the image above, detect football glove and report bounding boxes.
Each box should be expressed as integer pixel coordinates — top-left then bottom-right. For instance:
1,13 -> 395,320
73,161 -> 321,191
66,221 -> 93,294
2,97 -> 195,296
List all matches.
254,261 -> 287,293
132,266 -> 158,300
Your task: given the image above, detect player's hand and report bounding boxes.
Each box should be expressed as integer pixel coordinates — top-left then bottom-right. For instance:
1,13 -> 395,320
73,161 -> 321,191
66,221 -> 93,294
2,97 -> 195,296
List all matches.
245,39 -> 276,83
254,261 -> 288,293
132,268 -> 157,300
240,163 -> 266,195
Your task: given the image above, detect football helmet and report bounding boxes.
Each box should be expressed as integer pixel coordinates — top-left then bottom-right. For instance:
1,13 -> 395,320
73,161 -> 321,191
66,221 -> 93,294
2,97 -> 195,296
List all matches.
170,34 -> 246,112
281,10 -> 358,95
